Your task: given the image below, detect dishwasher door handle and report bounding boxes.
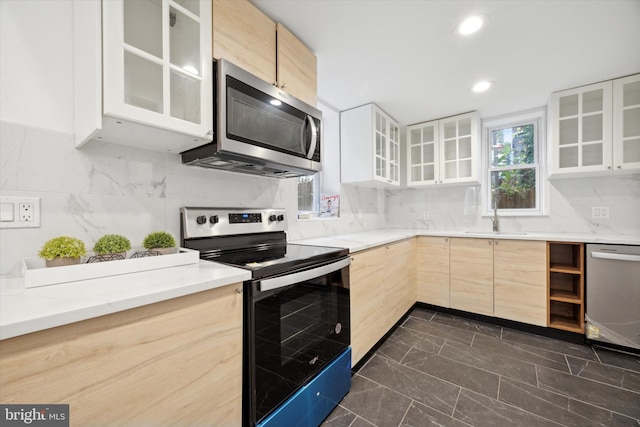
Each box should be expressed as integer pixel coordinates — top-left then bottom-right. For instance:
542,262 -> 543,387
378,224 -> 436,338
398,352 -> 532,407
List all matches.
591,251 -> 640,262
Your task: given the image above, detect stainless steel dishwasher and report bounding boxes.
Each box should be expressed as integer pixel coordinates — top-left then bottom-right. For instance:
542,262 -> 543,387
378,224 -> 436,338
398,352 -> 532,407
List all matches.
586,244 -> 640,352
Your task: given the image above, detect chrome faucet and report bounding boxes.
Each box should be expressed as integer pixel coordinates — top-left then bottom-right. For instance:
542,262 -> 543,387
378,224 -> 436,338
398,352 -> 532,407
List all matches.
491,191 -> 499,232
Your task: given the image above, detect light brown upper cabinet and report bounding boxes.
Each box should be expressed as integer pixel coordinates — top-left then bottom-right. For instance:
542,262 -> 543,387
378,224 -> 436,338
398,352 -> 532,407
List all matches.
212,0 -> 317,106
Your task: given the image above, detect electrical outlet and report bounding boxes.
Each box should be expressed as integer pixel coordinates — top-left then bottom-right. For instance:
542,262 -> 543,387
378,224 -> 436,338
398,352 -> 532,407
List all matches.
20,203 -> 34,222
591,206 -> 610,219
0,196 -> 40,228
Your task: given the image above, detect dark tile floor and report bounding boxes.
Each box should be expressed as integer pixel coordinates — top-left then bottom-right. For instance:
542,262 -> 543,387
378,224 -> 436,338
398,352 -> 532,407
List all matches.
321,307 -> 640,427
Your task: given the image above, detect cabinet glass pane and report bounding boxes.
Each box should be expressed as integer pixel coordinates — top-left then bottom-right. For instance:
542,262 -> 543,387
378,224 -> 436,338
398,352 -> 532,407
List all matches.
124,0 -> 162,58
459,137 -> 471,158
411,146 -> 421,166
623,81 -> 640,107
623,107 -> 640,137
444,161 -> 456,179
582,89 -> 603,114
582,143 -> 603,166
178,0 -> 200,15
376,133 -> 385,157
423,165 -> 434,181
459,159 -> 471,178
559,118 -> 578,145
410,129 -> 421,145
423,144 -> 434,163
170,71 -> 201,123
124,52 -> 163,113
582,114 -> 603,142
170,7 -> 200,75
390,164 -> 399,181
458,118 -> 471,136
423,126 -> 434,142
411,166 -> 421,181
376,157 -> 385,177
444,139 -> 457,161
559,146 -> 578,168
623,139 -> 640,163
559,94 -> 579,117
443,122 -> 456,139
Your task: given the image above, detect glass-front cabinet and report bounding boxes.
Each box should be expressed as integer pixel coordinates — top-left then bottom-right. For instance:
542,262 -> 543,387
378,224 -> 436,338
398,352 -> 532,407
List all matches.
341,103 -> 400,187
407,112 -> 479,186
73,0 -> 213,152
549,74 -> 639,176
613,74 -> 640,170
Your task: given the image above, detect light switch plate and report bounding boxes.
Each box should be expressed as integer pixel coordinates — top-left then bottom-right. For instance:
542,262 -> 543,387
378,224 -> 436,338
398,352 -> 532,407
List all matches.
0,197 -> 41,228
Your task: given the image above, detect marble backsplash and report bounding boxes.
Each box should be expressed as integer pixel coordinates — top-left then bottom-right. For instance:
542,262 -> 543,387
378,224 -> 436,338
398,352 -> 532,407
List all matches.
0,121 -> 385,275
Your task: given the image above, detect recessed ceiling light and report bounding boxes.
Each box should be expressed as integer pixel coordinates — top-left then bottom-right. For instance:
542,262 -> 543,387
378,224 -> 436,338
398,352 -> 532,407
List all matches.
472,80 -> 493,93
458,15 -> 484,35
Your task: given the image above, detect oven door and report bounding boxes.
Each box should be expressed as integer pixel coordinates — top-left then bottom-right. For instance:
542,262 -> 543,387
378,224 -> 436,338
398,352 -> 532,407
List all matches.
245,257 -> 350,426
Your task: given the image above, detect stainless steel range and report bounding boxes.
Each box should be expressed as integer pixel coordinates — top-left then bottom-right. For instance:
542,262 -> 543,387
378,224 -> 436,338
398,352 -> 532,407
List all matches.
180,207 -> 351,427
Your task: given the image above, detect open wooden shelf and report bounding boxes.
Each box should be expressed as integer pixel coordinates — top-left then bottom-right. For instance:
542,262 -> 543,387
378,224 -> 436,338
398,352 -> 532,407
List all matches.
547,242 -> 584,334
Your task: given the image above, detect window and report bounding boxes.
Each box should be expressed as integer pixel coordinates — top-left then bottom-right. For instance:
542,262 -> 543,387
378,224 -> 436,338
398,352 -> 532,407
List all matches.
297,173 -> 320,217
484,109 -> 545,215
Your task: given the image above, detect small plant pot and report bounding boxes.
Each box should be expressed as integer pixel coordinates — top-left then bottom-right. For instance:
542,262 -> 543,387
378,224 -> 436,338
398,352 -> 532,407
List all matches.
46,257 -> 82,268
151,247 -> 177,255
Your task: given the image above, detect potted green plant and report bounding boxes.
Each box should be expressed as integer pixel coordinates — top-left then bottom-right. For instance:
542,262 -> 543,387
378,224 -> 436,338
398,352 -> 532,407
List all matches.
143,231 -> 177,255
93,234 -> 131,260
38,236 -> 87,267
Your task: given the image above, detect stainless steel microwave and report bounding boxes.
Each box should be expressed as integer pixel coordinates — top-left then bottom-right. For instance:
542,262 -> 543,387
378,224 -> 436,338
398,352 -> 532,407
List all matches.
181,59 -> 322,178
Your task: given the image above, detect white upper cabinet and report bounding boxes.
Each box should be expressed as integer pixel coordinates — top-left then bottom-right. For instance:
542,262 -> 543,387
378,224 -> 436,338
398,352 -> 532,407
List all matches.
549,74 -> 639,176
407,112 -> 480,186
613,74 -> 640,170
73,0 -> 213,153
341,104 -> 400,187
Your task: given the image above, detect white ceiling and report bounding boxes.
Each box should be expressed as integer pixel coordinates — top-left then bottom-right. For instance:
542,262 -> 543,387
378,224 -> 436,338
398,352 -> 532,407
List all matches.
251,0 -> 640,126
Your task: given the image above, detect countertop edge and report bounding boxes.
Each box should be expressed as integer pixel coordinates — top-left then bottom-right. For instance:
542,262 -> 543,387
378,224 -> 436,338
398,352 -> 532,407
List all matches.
0,261 -> 251,340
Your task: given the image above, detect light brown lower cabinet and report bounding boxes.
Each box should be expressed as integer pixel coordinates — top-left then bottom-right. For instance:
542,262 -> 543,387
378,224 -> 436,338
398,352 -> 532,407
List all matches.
494,239 -> 547,327
417,236 -> 450,307
449,237 -> 494,316
0,284 -> 243,426
350,238 -> 416,365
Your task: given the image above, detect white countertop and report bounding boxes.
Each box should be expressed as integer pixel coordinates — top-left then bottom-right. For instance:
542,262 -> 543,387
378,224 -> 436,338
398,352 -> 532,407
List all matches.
293,228 -> 640,252
2,228 -> 637,341
0,261 -> 250,340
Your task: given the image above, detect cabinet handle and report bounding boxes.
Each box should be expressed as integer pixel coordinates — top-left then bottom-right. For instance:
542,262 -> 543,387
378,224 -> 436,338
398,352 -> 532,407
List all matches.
350,257 -> 355,261
445,238 -> 448,243
280,83 -> 287,89
617,165 -> 622,169
235,287 -> 243,294
489,241 -> 492,246
607,166 -> 612,169
273,81 -> 278,86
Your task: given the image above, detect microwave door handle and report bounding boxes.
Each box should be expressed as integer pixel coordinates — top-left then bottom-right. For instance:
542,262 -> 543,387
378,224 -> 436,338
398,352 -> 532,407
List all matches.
258,257 -> 350,292
302,115 -> 318,159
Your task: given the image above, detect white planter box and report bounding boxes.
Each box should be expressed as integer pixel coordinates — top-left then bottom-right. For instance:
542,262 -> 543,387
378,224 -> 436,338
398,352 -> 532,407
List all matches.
23,248 -> 199,288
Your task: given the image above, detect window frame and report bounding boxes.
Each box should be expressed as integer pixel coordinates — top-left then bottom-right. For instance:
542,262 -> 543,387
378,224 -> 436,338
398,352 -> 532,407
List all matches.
482,108 -> 547,217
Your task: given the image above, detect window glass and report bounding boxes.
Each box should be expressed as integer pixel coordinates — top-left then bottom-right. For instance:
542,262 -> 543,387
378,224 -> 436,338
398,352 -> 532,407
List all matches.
485,112 -> 543,214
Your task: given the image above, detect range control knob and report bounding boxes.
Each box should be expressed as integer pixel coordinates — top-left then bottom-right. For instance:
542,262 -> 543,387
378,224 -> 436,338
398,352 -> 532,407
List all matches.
196,215 -> 207,225
277,215 -> 285,222
269,214 -> 277,222
209,215 -> 219,225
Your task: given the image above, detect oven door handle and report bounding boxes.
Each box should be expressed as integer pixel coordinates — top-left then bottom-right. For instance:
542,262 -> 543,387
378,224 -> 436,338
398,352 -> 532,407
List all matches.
258,257 -> 350,292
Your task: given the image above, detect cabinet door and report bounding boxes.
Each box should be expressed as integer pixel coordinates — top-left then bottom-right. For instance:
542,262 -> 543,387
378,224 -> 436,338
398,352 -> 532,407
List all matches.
383,239 -> 416,331
494,240 -> 547,326
613,74 -> 640,170
388,120 -> 401,184
417,236 -> 450,307
0,285 -> 243,425
450,238 -> 493,316
407,121 -> 440,186
439,112 -> 479,184
103,0 -> 212,139
374,108 -> 390,183
276,23 -> 317,106
212,0 -> 276,84
349,246 -> 387,365
550,81 -> 613,174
